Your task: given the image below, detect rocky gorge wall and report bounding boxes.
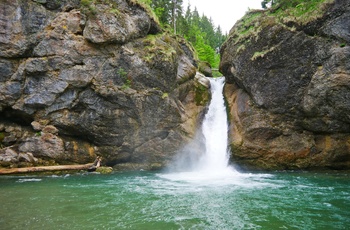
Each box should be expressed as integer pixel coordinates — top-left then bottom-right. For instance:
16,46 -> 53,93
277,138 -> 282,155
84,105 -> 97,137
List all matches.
220,0 -> 350,170
0,0 -> 210,170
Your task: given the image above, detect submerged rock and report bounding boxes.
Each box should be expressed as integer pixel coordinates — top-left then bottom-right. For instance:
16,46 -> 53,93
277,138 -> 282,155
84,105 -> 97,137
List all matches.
220,0 -> 350,170
0,0 -> 208,169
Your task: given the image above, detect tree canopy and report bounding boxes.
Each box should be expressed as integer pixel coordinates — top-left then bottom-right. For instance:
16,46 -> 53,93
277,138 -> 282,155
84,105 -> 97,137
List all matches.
143,0 -> 227,69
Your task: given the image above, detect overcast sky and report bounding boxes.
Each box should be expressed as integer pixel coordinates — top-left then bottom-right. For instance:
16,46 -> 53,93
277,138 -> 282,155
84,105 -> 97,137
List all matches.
182,0 -> 262,34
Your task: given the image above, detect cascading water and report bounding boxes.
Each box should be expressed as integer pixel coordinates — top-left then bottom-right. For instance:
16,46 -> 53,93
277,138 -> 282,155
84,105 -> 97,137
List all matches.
3,81 -> 347,230
197,77 -> 231,172
162,76 -> 239,183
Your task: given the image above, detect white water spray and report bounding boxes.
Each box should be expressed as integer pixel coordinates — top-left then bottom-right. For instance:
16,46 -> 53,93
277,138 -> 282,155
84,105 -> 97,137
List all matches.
162,77 -> 240,183
197,77 -> 231,172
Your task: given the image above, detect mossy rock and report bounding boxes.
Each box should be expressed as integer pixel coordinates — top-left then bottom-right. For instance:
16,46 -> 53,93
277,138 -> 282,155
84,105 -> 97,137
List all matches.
95,166 -> 113,174
194,82 -> 210,106
229,0 -> 334,50
0,132 -> 5,141
149,163 -> 163,171
198,61 -> 212,77
113,162 -> 165,171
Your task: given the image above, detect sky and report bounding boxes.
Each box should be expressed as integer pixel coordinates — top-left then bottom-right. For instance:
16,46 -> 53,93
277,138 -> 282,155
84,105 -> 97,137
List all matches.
182,0 -> 262,34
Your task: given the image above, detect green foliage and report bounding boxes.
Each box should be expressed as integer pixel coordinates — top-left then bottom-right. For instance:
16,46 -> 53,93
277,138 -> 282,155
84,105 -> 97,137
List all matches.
137,0 -> 152,5
109,8 -> 120,15
0,132 -> 5,142
81,0 -> 155,19
80,0 -> 119,15
117,68 -> 132,89
270,0 -> 321,10
251,47 -> 276,61
129,0 -> 160,25
80,0 -> 97,14
262,0 -> 315,9
141,34 -> 177,66
228,10 -> 263,51
81,0 -> 225,69
162,93 -> 169,99
194,83 -> 209,106
269,0 -> 334,25
0,132 -> 5,148
147,0 -> 183,32
95,166 -> 113,174
231,0 -> 333,52
146,1 -> 226,69
117,67 -> 127,78
80,0 -> 91,7
178,7 -> 226,68
260,0 -> 334,21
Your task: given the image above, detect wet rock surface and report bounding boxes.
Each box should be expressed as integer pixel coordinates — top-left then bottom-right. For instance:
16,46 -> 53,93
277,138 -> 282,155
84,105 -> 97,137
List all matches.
220,0 -> 350,170
0,0 -> 208,169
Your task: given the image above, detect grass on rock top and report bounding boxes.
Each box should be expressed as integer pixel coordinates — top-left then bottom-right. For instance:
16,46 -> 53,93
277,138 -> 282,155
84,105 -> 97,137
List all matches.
229,0 -> 335,49
80,0 -> 159,25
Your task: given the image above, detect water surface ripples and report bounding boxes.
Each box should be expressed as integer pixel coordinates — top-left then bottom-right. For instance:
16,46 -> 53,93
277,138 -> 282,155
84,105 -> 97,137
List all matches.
1,171 -> 349,229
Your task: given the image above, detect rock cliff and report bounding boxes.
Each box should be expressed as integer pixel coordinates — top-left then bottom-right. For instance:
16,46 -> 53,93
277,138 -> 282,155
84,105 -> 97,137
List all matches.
0,0 -> 209,170
220,0 -> 350,170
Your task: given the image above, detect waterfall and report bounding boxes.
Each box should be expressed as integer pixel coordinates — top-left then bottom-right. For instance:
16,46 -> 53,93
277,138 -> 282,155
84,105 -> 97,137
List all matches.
162,77 -> 238,183
196,77 -> 231,172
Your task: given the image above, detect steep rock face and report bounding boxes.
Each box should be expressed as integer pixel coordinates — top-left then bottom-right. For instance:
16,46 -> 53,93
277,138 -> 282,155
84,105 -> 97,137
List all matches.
0,0 -> 208,169
220,0 -> 350,170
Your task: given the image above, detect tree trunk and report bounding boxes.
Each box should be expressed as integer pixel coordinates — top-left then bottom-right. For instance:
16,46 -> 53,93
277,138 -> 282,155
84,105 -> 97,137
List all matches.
172,0 -> 176,34
0,163 -> 94,175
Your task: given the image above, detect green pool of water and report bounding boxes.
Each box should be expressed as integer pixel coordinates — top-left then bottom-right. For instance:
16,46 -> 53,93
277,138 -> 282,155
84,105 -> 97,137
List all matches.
0,171 -> 349,230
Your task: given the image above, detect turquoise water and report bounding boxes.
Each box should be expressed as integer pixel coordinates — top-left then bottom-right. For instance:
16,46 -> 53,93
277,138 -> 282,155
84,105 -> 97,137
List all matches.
0,171 -> 349,230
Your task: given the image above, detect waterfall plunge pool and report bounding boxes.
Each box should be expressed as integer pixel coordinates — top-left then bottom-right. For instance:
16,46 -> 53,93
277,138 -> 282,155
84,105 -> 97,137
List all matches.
1,78 -> 349,229
1,171 -> 349,229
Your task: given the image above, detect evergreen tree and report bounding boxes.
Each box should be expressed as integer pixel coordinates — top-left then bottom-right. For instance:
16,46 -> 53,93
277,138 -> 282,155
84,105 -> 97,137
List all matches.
171,0 -> 183,33
150,0 -> 172,25
147,1 -> 226,68
199,15 -> 216,48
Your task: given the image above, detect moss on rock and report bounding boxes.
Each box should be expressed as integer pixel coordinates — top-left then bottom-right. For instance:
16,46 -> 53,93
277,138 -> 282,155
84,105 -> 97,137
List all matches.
96,166 -> 113,174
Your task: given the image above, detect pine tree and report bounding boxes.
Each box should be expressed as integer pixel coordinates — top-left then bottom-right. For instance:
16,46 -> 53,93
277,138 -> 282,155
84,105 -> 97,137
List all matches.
148,0 -> 226,68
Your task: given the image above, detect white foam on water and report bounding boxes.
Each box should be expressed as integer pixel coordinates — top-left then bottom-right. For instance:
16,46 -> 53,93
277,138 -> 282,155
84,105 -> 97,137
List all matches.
16,178 -> 42,183
158,169 -> 276,189
160,77 -> 273,187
